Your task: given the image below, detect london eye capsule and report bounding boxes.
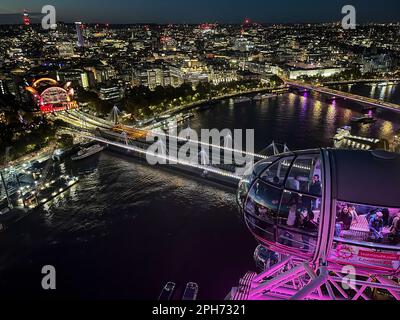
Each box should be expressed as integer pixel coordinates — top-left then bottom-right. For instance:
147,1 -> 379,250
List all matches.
237,149 -> 400,275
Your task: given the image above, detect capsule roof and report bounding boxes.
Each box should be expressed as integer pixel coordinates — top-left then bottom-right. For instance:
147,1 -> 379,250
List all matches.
330,149 -> 400,208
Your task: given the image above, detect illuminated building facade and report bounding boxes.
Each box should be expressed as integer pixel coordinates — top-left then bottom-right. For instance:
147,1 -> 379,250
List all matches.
99,85 -> 122,101
25,78 -> 78,114
75,22 -> 85,47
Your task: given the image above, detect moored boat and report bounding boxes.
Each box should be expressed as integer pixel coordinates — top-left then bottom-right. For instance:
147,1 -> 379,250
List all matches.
182,282 -> 199,300
233,96 -> 252,104
71,144 -> 105,161
253,93 -> 277,101
158,282 -> 176,301
350,115 -> 377,125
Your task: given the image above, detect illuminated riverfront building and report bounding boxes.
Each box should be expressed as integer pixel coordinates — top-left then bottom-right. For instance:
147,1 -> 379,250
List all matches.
25,78 -> 78,114
271,63 -> 345,80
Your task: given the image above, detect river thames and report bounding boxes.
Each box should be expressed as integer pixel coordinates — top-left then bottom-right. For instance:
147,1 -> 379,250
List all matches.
1,85 -> 400,299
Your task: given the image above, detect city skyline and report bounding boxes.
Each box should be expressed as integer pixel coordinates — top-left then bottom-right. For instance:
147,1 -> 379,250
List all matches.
1,0 -> 400,24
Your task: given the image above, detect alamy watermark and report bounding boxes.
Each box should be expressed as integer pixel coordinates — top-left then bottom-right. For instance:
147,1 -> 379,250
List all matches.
341,265 -> 356,290
144,122 -> 255,177
41,5 -> 57,30
41,265 -> 56,290
342,5 -> 357,30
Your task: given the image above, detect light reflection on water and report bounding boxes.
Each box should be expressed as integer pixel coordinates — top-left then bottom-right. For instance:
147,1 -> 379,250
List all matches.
192,91 -> 400,152
338,83 -> 400,105
380,121 -> 395,138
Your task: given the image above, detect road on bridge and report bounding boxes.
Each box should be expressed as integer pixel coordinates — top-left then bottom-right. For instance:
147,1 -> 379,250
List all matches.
286,80 -> 400,113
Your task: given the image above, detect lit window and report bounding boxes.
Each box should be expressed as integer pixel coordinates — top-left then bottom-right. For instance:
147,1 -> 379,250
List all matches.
285,155 -> 322,196
245,180 -> 282,222
334,201 -> 400,248
261,157 -> 294,186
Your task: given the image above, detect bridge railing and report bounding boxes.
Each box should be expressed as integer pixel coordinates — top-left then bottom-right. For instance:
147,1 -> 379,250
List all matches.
286,80 -> 400,112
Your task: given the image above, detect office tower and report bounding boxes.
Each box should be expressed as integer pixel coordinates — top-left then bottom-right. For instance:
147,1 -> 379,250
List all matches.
75,22 -> 85,47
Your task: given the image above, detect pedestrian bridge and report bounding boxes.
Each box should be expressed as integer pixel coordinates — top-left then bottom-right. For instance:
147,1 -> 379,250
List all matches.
58,110 -> 288,189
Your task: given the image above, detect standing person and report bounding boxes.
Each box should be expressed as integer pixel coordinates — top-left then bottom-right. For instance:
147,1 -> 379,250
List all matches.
287,193 -> 299,227
309,175 -> 322,196
297,209 -> 318,251
309,175 -> 322,210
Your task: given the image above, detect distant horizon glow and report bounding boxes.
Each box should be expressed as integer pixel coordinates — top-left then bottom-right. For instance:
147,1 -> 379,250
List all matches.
0,0 -> 400,25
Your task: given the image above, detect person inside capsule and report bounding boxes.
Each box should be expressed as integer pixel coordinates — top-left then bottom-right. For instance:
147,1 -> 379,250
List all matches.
390,212 -> 400,243
335,203 -> 400,245
369,212 -> 384,241
239,153 -> 323,254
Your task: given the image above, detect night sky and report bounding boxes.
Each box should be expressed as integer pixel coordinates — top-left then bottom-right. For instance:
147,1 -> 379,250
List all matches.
0,0 -> 400,24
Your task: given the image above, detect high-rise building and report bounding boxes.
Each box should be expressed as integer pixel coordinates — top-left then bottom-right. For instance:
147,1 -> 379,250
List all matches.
151,37 -> 161,51
147,69 -> 164,90
57,42 -> 75,58
23,10 -> 30,26
234,37 -> 254,52
75,22 -> 85,47
99,85 -> 122,101
80,73 -> 90,90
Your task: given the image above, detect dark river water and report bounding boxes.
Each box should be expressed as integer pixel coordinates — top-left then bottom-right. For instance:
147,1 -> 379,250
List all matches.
1,86 -> 400,300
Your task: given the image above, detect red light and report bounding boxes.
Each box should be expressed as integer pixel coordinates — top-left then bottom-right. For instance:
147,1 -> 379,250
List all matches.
23,10 -> 31,26
244,18 -> 251,25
